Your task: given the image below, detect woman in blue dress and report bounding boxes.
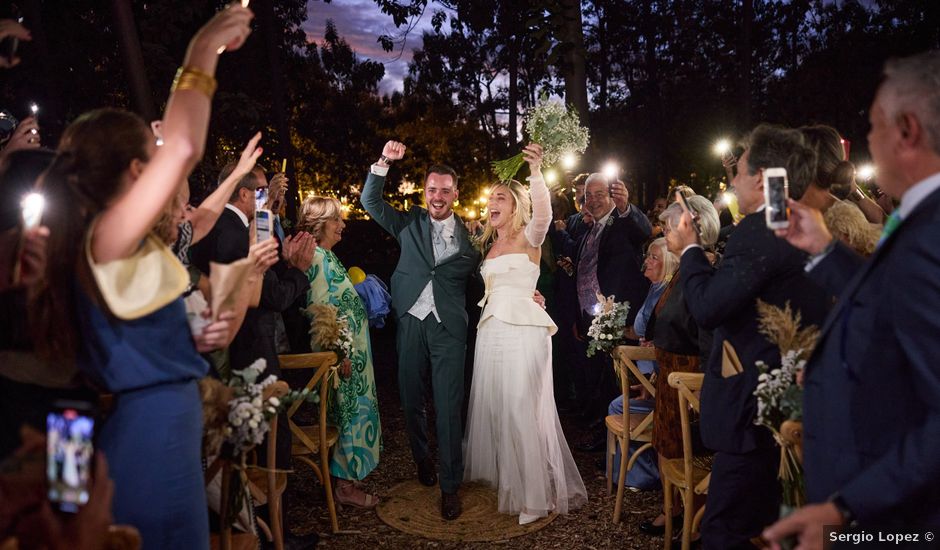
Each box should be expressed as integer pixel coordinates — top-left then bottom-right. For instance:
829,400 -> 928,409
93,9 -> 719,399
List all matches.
298,196 -> 383,508
29,7 -> 253,548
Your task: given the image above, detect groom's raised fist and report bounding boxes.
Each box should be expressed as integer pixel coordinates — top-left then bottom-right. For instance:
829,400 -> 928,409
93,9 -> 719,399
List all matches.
380,141 -> 406,165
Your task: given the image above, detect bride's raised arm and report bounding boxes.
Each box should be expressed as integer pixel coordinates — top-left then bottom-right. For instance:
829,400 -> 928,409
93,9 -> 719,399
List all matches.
523,143 -> 551,248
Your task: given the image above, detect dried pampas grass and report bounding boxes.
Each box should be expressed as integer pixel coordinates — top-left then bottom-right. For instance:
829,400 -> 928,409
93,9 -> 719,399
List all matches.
199,377 -> 234,458
307,303 -> 341,351
756,300 -> 820,356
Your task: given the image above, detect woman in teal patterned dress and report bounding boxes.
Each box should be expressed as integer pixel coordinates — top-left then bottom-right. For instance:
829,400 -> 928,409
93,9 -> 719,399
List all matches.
298,196 -> 382,508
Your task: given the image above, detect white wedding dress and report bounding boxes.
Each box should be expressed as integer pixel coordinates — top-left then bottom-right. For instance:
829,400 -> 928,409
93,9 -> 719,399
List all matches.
463,175 -> 587,524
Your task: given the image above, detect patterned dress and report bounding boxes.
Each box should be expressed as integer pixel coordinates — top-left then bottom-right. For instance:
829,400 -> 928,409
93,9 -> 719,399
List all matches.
305,248 -> 382,481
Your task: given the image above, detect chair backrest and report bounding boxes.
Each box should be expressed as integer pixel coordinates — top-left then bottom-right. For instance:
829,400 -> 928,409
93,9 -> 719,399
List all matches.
668,372 -> 704,490
206,380 -> 290,550
612,345 -> 657,437
278,352 -> 339,455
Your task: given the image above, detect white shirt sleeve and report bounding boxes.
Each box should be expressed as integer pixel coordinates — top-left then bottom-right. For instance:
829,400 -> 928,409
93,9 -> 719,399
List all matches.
524,173 -> 552,248
370,163 -> 389,177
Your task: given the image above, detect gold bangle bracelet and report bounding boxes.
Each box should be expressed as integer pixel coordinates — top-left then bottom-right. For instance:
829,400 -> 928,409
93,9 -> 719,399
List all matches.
170,67 -> 218,98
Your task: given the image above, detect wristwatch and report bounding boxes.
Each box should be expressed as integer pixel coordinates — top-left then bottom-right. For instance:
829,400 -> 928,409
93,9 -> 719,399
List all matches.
380,154 -> 393,165
829,493 -> 858,527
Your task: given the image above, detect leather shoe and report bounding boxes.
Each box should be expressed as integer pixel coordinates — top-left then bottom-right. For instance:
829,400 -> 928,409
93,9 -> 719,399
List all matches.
441,491 -> 462,520
638,515 -> 682,536
416,457 -> 437,487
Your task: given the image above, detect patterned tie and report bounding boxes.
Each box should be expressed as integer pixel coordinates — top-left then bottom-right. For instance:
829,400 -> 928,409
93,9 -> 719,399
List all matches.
431,220 -> 455,264
577,223 -> 602,314
876,210 -> 902,249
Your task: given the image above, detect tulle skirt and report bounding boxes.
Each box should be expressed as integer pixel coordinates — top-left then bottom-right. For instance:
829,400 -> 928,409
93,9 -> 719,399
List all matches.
464,318 -> 587,518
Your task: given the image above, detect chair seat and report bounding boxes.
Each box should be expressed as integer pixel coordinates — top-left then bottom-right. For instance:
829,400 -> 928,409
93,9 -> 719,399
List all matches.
660,457 -> 710,490
605,413 -> 653,440
291,423 -> 340,456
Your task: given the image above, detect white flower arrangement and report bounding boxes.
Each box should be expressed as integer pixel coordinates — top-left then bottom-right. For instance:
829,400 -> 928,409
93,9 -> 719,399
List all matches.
491,95 -> 591,182
754,349 -> 806,430
586,293 -> 631,358
750,300 -> 820,508
336,313 -> 355,361
223,359 -> 313,454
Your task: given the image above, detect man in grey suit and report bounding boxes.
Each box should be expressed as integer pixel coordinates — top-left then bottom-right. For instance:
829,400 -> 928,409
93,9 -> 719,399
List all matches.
361,141 -> 480,520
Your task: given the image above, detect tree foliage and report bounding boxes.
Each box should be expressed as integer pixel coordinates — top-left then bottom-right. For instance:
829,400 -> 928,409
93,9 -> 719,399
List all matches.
1,1 -> 937,214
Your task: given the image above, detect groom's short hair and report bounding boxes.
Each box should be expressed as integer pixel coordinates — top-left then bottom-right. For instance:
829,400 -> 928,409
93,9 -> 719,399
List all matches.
426,164 -> 459,187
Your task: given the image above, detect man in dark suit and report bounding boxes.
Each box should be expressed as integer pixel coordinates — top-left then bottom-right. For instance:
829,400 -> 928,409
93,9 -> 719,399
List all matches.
673,125 -> 829,549
190,165 -> 315,374
360,141 -> 480,520
764,50 -> 940,550
571,173 -> 652,450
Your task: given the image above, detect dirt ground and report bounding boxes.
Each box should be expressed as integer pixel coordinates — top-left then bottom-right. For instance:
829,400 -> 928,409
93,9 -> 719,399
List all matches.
284,326 -> 664,549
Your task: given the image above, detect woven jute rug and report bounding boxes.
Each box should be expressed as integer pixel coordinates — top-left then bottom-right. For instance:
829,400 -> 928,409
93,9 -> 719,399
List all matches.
375,480 -> 557,542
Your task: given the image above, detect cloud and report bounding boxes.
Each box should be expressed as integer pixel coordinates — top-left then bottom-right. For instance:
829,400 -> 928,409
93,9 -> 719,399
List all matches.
303,0 -> 441,95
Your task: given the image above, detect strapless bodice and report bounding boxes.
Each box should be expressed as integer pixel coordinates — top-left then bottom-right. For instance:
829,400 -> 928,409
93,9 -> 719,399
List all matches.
477,254 -> 556,334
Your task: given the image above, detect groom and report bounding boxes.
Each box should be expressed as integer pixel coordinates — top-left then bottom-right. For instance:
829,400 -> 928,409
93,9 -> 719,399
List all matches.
361,141 -> 480,520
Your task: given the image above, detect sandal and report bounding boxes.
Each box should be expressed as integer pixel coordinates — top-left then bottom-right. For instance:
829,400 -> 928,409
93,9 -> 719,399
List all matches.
333,480 -> 380,509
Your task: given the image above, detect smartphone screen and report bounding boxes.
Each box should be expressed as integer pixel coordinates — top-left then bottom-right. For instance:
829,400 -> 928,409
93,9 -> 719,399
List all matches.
47,404 -> 95,513
255,187 -> 268,212
764,171 -> 789,227
255,208 -> 273,242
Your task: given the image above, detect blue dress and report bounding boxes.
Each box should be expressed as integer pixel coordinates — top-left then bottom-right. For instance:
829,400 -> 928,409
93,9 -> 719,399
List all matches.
76,246 -> 209,549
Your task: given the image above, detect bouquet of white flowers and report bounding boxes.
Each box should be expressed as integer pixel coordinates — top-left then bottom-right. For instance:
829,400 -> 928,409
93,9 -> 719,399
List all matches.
224,359 -> 313,454
200,359 -> 316,531
491,95 -> 590,182
752,300 -> 819,509
586,293 -> 631,358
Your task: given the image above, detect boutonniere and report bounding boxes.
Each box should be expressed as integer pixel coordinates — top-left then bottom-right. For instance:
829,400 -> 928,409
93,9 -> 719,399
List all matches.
605,215 -> 615,228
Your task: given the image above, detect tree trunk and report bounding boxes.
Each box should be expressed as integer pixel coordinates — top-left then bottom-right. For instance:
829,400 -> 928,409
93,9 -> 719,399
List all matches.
597,1 -> 609,111
739,0 -> 753,128
558,0 -> 589,124
507,37 -> 519,149
111,0 -> 156,121
256,0 -> 298,220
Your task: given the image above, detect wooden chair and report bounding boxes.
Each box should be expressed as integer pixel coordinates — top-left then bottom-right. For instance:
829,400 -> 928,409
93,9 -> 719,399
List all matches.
606,345 -> 657,523
780,420 -> 803,465
663,372 -> 709,550
278,352 -> 340,534
206,381 -> 290,550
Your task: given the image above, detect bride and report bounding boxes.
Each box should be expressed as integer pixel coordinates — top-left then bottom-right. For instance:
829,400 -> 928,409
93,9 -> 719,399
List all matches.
464,143 -> 587,524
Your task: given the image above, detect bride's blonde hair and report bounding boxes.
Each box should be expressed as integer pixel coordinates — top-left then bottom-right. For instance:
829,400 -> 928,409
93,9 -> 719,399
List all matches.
477,179 -> 531,253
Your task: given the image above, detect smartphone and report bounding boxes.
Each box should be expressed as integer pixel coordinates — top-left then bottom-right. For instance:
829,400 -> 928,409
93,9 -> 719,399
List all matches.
255,208 -> 273,242
21,192 -> 44,229
675,190 -> 703,237
255,186 -> 268,212
12,193 -> 45,284
46,401 -> 96,513
763,167 -> 790,229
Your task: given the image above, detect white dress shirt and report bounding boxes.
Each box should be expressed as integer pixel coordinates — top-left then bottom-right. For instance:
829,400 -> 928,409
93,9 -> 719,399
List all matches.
225,203 -> 249,228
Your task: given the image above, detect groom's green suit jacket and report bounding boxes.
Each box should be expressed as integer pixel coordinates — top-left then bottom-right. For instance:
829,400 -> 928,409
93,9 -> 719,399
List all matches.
361,172 -> 480,339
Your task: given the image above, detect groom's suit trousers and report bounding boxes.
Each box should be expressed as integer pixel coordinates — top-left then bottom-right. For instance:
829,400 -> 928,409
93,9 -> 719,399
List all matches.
397,313 -> 467,494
